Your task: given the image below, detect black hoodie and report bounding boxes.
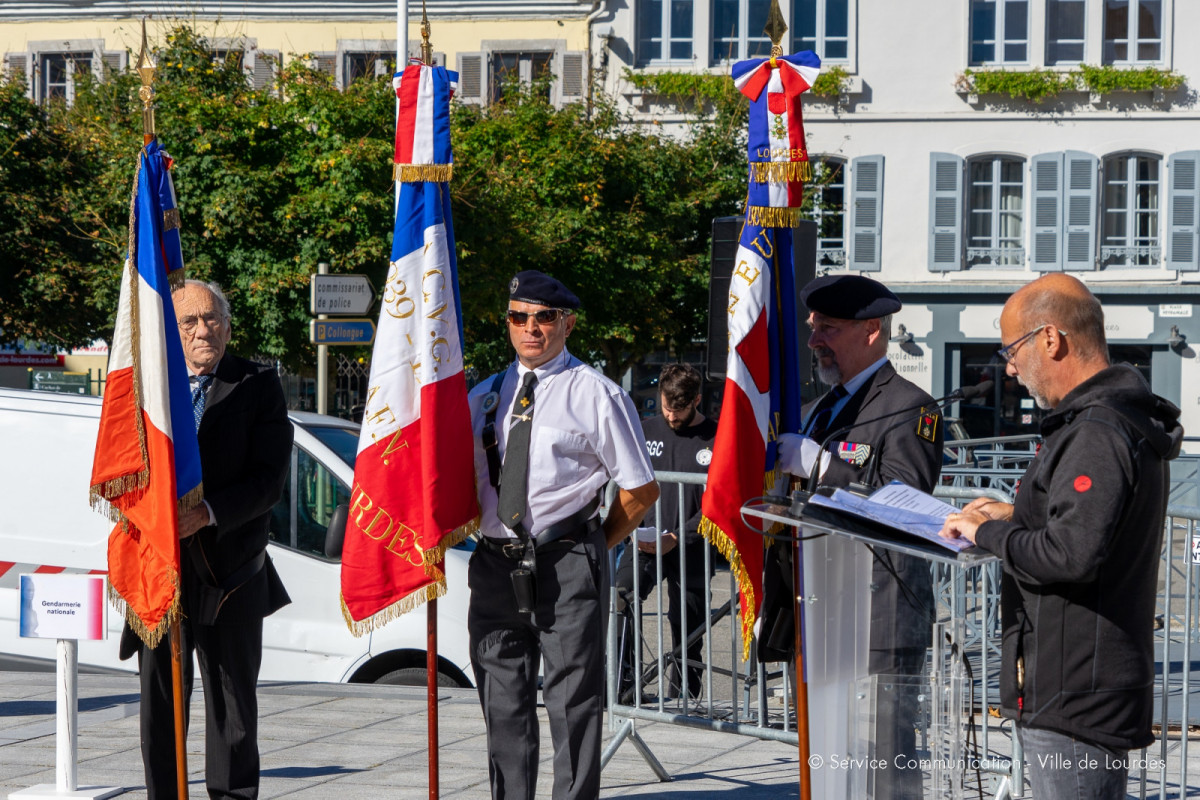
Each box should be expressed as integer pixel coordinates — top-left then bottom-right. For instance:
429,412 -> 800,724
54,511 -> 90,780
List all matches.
975,363 -> 1182,750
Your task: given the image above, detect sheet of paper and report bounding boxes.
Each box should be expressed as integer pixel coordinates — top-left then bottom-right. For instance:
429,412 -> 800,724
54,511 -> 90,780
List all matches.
868,481 -> 960,518
806,484 -> 971,553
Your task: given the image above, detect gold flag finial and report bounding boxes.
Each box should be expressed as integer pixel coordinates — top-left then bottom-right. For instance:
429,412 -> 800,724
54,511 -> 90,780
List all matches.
136,17 -> 156,141
764,0 -> 788,58
420,0 -> 433,66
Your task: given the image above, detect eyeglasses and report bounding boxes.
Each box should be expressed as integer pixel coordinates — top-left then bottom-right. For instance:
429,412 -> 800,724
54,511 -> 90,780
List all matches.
506,308 -> 568,326
996,324 -> 1067,364
177,313 -> 226,334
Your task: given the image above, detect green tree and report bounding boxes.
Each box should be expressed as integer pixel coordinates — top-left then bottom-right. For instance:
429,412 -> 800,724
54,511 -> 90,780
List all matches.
0,77 -> 106,347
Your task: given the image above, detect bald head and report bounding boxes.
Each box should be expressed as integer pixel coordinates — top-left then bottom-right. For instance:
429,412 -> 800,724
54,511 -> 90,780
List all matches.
1005,274 -> 1109,363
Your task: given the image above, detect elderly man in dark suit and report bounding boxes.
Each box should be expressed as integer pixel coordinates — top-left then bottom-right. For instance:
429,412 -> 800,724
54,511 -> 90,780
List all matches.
121,279 -> 292,800
770,274 -> 943,799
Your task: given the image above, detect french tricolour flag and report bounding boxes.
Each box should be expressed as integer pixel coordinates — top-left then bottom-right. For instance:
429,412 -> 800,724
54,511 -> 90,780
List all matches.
340,63 -> 479,634
699,219 -> 803,660
90,140 -> 203,649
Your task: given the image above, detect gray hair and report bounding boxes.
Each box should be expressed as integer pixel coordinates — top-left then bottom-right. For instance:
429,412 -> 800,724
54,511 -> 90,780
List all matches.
175,278 -> 231,322
877,313 -> 893,342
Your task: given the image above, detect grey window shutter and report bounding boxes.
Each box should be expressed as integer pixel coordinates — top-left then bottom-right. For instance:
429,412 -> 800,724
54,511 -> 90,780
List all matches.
4,53 -> 29,92
456,52 -> 485,105
102,50 -> 126,76
928,152 -> 964,271
1062,150 -> 1098,271
253,50 -> 278,92
555,51 -> 586,107
1030,152 -> 1064,272
848,154 -> 884,272
312,53 -> 336,80
1167,151 -> 1200,271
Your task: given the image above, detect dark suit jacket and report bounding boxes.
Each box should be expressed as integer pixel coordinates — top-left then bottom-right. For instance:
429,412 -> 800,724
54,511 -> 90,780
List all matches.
120,354 -> 292,659
186,354 -> 293,622
758,361 -> 943,662
813,361 -> 943,655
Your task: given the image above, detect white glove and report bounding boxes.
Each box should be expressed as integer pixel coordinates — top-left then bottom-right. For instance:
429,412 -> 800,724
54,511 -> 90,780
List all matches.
776,433 -> 831,477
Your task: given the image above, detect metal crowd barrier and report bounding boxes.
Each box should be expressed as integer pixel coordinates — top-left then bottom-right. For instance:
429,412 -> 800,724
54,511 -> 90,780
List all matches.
601,458 -> 1200,798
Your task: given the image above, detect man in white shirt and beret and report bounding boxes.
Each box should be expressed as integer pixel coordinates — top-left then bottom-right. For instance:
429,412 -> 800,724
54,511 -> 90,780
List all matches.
467,269 -> 659,800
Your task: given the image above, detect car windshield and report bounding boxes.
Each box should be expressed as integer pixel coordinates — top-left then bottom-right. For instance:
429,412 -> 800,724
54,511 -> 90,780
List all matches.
305,424 -> 360,470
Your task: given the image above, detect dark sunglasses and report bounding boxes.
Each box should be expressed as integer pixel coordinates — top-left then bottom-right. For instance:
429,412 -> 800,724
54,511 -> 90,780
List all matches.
506,309 -> 567,326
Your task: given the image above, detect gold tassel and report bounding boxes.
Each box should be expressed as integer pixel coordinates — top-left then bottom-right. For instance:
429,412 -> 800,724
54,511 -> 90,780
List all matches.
110,569 -> 181,650
162,208 -> 181,232
340,579 -> 449,638
748,206 -> 805,229
394,163 -> 453,183
178,482 -> 205,516
421,516 -> 480,570
698,515 -> 759,662
750,161 -> 812,184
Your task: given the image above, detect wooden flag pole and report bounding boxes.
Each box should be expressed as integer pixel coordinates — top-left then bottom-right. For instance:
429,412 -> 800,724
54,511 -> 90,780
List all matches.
169,617 -> 190,800
427,600 -> 439,800
417,8 -> 440,800
138,20 -> 190,799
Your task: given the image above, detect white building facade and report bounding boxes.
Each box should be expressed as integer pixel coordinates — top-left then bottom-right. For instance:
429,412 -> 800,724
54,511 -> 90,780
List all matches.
594,0 -> 1200,445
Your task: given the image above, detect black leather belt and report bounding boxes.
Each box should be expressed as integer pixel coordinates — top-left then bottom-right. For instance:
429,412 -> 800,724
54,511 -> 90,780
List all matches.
480,510 -> 603,560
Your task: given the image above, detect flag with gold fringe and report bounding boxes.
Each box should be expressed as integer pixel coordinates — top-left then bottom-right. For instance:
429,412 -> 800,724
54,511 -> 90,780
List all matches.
699,48 -> 817,660
90,139 -> 203,648
340,62 -> 479,634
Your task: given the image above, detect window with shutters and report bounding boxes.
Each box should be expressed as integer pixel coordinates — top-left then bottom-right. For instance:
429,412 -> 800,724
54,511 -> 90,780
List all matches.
967,156 -> 1025,268
1103,0 -> 1162,64
712,0 -> 773,63
492,51 -> 554,103
803,157 -> 846,267
1101,152 -> 1161,267
791,0 -> 850,63
16,41 -> 125,105
40,53 -> 91,104
970,0 -> 1030,65
344,52 -> 396,85
637,0 -> 695,65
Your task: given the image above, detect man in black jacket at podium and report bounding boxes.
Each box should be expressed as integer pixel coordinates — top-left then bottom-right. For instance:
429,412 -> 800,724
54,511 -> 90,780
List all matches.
771,274 -> 943,799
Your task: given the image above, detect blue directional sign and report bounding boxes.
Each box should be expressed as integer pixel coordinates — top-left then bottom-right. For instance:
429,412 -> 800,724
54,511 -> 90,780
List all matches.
309,318 -> 376,346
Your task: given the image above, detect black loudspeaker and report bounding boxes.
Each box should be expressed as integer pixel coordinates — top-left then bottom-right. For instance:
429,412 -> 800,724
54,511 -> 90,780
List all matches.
706,218 -> 818,391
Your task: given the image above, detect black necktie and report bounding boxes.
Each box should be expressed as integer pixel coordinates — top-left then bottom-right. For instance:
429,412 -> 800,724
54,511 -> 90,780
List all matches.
497,371 -> 538,529
806,384 -> 848,441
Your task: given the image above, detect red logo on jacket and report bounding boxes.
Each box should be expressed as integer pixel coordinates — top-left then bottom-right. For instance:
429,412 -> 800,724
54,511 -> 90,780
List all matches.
1074,475 -> 1092,492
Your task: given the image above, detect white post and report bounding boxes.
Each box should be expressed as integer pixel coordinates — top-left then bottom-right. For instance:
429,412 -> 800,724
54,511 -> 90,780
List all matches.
316,261 -> 329,415
56,639 -> 78,793
395,0 -> 408,211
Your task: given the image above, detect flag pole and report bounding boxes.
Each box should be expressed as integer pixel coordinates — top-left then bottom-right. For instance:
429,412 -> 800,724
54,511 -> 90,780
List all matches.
137,21 -> 190,800
409,4 -> 443,800
759,1 -> 812,795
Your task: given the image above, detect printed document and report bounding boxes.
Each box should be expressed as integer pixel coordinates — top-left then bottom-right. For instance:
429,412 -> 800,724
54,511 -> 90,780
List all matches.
806,481 -> 971,552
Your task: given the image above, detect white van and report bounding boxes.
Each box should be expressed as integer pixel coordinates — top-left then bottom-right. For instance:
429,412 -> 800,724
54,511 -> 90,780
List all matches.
0,387 -> 474,687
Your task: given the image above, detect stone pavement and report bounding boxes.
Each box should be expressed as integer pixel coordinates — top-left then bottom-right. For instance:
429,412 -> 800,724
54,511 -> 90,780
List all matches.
0,672 -> 803,799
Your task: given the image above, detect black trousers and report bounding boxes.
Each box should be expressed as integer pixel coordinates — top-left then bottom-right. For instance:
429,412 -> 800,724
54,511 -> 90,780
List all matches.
136,613 -> 264,800
614,545 -> 708,699
467,527 -> 608,800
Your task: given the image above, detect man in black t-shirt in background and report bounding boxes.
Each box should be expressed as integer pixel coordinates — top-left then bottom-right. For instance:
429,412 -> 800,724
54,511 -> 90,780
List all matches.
616,364 -> 716,700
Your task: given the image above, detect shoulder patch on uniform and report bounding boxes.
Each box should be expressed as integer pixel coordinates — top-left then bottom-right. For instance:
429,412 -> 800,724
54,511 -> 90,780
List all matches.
696,447 -> 712,467
1074,475 -> 1092,492
916,407 -> 940,443
481,392 -> 500,414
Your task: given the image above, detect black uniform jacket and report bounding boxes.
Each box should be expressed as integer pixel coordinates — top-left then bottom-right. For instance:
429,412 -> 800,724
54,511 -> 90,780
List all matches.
120,355 -> 292,658
758,361 -> 943,661
976,364 -> 1181,750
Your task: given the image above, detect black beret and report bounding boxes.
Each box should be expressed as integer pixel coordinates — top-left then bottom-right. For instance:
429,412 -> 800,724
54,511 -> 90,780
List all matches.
798,275 -> 901,319
509,270 -> 580,310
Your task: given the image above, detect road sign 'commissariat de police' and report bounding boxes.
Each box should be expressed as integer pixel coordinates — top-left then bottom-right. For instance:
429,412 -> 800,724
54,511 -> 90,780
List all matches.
310,274 -> 376,315
310,319 -> 376,346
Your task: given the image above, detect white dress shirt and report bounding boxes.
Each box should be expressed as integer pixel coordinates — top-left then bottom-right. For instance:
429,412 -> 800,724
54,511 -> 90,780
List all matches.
469,348 -> 655,540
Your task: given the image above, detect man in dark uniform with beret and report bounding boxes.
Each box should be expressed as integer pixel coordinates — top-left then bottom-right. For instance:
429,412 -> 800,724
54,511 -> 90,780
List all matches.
771,274 -> 943,799
467,270 -> 659,800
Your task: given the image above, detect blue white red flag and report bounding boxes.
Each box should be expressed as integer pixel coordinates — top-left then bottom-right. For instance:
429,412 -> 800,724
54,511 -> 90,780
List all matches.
733,51 -> 821,227
340,63 -> 479,633
90,139 -> 202,648
700,220 -> 803,658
